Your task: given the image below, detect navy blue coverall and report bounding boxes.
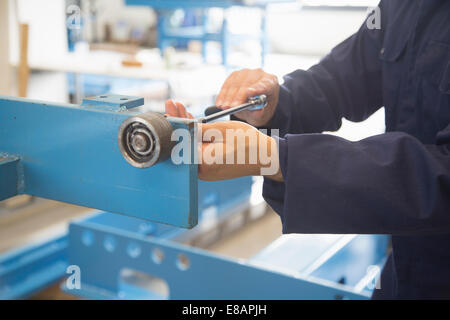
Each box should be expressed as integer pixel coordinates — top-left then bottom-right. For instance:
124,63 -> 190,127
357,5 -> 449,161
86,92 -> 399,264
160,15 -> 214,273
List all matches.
262,1 -> 450,299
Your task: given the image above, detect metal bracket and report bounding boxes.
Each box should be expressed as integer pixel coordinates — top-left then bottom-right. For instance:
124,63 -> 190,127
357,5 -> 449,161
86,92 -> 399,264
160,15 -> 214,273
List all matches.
81,94 -> 144,111
0,157 -> 20,201
0,176 -> 254,299
0,95 -> 197,228
64,218 -> 370,300
0,235 -> 68,299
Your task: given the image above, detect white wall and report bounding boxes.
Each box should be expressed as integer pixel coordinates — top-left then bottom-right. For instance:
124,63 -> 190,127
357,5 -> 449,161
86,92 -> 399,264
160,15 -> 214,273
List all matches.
268,6 -> 369,56
0,1 -> 13,95
9,0 -> 68,66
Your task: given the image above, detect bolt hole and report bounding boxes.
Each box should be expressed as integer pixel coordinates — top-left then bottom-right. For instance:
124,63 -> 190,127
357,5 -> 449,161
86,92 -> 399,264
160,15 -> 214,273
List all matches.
120,98 -> 128,101
103,236 -> 116,252
81,231 -> 94,247
152,247 -> 164,264
127,242 -> 142,258
176,253 -> 190,271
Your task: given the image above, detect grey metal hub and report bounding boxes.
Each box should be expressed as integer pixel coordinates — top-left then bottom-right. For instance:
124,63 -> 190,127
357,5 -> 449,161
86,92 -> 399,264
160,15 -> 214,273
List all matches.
130,129 -> 154,155
118,112 -> 174,168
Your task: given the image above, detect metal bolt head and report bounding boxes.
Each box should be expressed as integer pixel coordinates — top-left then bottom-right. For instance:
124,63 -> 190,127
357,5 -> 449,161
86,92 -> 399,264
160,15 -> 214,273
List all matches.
131,132 -> 150,153
118,112 -> 174,168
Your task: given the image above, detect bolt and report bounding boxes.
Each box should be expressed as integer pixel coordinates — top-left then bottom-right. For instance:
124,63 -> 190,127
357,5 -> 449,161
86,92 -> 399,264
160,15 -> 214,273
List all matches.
131,133 -> 149,152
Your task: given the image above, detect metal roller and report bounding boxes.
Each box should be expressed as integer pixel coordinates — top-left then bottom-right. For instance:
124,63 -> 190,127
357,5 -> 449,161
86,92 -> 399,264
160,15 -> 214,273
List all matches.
118,112 -> 174,168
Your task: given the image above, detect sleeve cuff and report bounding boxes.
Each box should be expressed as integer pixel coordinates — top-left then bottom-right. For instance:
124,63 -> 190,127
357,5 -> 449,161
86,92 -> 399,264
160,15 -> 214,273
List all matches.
274,136 -> 288,180
262,136 -> 289,229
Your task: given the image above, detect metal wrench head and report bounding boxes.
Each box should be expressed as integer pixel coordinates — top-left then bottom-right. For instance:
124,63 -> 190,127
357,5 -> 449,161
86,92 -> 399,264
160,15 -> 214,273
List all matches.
247,94 -> 268,110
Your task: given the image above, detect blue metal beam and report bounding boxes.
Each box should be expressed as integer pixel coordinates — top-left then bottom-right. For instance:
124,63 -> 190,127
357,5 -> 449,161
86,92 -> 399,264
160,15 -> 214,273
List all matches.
81,94 -> 145,111
65,220 -> 369,300
0,95 -> 198,228
0,157 -> 19,201
0,175 -> 253,299
0,235 -> 68,300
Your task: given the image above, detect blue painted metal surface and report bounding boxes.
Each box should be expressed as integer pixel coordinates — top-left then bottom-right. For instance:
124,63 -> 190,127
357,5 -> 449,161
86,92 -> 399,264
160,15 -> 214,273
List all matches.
0,169 -> 388,300
0,210 -> 387,300
0,177 -> 253,299
0,157 -> 19,201
250,234 -> 388,297
81,94 -> 145,111
0,93 -> 388,300
64,218 -> 374,300
0,95 -> 198,228
310,235 -> 388,293
0,236 -> 68,300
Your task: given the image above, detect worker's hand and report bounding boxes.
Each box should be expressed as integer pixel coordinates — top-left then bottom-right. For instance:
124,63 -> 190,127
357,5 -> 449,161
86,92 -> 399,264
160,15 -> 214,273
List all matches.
198,121 -> 283,181
215,68 -> 280,127
164,100 -> 282,181
165,99 -> 194,119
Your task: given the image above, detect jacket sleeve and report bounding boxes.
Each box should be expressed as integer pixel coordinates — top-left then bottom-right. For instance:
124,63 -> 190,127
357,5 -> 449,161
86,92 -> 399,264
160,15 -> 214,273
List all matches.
263,124 -> 450,236
267,3 -> 385,137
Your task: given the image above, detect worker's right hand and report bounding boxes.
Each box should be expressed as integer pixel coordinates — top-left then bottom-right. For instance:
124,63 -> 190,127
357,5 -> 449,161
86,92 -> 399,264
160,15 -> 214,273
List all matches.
164,100 -> 283,182
215,68 -> 280,127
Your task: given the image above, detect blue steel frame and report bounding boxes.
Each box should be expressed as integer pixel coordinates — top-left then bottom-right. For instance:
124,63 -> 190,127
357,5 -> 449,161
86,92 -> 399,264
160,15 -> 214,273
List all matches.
0,176 -> 254,300
63,213 -> 387,300
0,94 -> 389,300
0,94 -> 198,228
0,235 -> 68,299
0,210 -> 387,300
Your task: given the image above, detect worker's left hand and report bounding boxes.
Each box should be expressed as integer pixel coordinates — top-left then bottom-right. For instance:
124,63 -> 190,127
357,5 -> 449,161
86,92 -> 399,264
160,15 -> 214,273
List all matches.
165,100 -> 283,182
165,99 -> 194,119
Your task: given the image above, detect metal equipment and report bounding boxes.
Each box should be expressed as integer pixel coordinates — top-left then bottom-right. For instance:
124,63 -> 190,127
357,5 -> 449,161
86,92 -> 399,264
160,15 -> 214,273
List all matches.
0,207 -> 388,300
0,94 -> 198,228
200,94 -> 267,123
0,177 -> 256,299
62,213 -> 387,299
118,112 -> 174,168
0,94 -> 389,300
116,95 -> 267,169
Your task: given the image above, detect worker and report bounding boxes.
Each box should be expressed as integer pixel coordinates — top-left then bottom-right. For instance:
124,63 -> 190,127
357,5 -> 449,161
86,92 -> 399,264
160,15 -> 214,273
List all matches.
165,0 -> 450,299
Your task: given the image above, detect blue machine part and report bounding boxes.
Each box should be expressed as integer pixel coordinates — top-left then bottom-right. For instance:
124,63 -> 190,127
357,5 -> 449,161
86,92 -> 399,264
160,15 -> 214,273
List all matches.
250,234 -> 388,297
63,215 -> 388,300
0,95 -> 199,228
0,157 -> 19,201
0,93 -> 389,300
0,176 -> 253,299
0,235 -> 68,300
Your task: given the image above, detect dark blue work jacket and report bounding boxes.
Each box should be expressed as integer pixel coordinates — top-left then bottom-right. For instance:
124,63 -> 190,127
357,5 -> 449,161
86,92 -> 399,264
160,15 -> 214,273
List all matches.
262,0 -> 450,299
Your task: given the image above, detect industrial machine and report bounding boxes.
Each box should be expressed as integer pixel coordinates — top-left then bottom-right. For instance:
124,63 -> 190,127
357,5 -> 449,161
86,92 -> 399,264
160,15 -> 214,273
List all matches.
0,94 -> 388,299
0,94 -> 198,228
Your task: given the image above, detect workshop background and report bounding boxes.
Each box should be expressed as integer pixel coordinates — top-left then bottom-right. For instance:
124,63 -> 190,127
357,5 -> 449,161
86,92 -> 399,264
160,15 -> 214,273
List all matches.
0,0 -> 387,300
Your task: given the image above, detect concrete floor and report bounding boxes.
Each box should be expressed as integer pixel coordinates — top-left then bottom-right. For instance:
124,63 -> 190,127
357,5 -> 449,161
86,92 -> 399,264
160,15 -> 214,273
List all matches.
0,197 -> 91,254
207,210 -> 282,260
